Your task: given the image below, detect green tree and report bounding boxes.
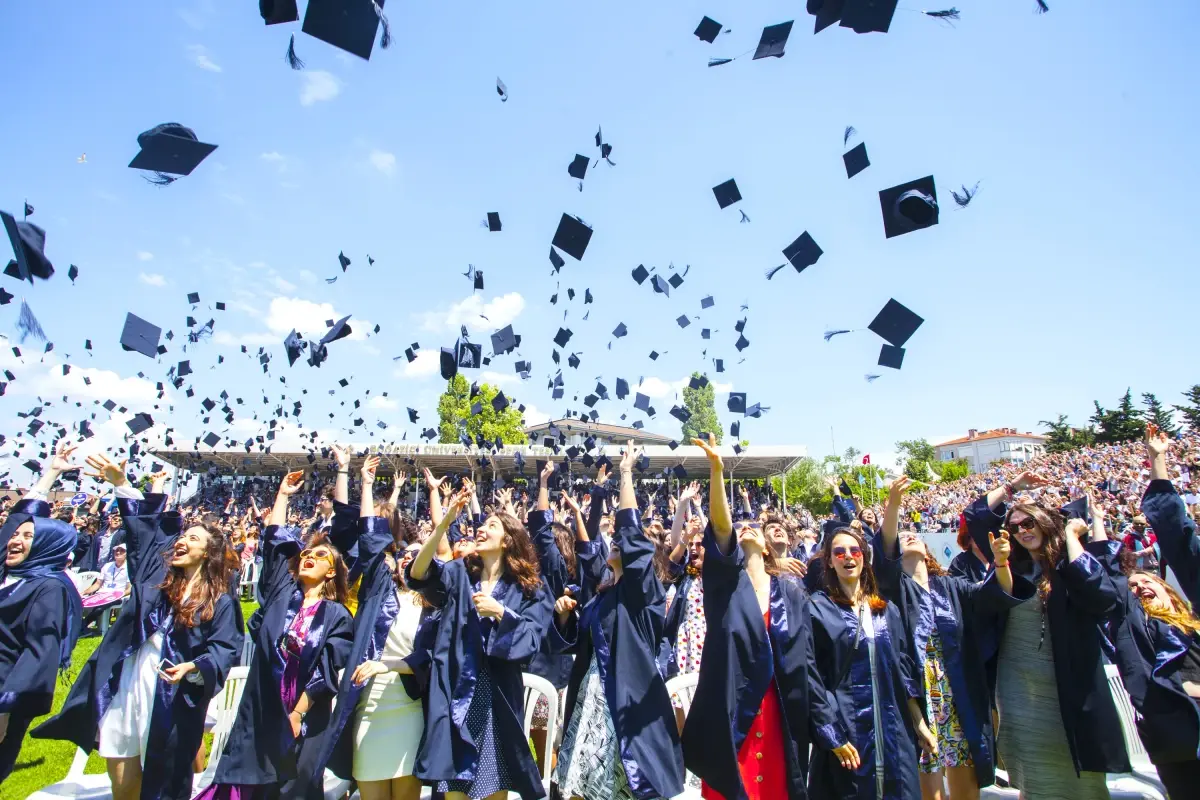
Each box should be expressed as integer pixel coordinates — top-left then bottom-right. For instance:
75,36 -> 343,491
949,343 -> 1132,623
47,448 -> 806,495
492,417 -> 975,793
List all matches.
1175,385 -> 1200,432
1090,389 -> 1146,444
895,438 -> 938,481
680,372 -> 721,444
769,457 -> 833,515
1040,414 -> 1078,453
937,458 -> 971,482
436,374 -> 527,445
1141,392 -> 1179,437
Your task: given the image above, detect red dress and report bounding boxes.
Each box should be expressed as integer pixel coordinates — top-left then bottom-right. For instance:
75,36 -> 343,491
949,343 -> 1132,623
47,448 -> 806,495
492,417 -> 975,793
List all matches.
700,610 -> 788,800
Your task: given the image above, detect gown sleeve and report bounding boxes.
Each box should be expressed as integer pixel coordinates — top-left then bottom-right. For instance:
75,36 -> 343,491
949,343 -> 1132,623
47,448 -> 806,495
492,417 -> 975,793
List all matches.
259,524 -> 304,608
116,489 -> 173,589
614,508 -> 665,614
304,606 -> 355,700
485,582 -> 553,662
528,509 -> 568,597
0,580 -> 71,717
1142,479 -> 1200,606
802,599 -> 850,750
1056,550 -> 1122,619
192,594 -> 241,691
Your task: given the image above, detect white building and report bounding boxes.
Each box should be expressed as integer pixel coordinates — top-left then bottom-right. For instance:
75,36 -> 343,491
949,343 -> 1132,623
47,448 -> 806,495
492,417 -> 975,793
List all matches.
934,428 -> 1048,474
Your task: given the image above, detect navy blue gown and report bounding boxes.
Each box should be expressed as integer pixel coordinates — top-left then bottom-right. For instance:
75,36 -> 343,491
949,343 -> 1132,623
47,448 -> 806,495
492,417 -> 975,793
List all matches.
33,493 -> 241,800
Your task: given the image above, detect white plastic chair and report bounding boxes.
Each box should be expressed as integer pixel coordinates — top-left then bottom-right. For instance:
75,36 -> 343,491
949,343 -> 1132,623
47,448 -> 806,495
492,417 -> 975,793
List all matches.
518,672 -> 560,798
30,666 -> 250,800
238,559 -> 260,601
664,673 -> 702,800
1104,664 -> 1168,799
69,571 -> 100,593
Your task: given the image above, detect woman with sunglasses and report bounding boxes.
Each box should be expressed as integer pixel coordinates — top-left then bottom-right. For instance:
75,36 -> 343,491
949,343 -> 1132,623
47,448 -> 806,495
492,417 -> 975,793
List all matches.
681,436 -> 841,800
551,442 -> 684,800
805,519 -> 932,800
406,476 -> 552,800
875,478 -> 1026,800
35,455 -> 240,800
961,472 -> 1129,798
194,469 -> 353,799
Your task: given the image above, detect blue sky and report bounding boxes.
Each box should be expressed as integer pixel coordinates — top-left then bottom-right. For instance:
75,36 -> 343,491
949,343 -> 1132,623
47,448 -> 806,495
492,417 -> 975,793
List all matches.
2,0 -> 1198,479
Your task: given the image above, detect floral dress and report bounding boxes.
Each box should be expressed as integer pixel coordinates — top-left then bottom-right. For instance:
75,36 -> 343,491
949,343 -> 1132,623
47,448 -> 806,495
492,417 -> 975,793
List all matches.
675,576 -> 706,675
915,587 -> 972,773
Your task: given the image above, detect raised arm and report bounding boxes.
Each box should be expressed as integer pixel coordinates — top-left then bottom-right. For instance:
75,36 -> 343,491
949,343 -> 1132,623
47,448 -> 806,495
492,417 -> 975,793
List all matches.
693,434 -> 731,552
537,460 -> 554,511
983,469 -> 1050,512
670,481 -> 699,551
882,476 -> 910,557
360,456 -> 379,518
561,490 -> 588,543
619,441 -> 638,513
27,440 -> 80,500
270,471 -> 305,526
423,468 -> 445,529
1142,423 -> 1200,604
410,485 -> 471,582
333,444 -> 352,505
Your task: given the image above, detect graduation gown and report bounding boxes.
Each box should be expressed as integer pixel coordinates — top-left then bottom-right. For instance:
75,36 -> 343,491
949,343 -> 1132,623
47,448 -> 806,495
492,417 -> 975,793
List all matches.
873,537 -> 1029,789
406,555 -> 553,800
659,558 -> 696,679
1141,478 -> 1200,606
316,514 -> 437,781
681,524 -> 841,800
963,495 -> 1132,776
206,524 -> 353,798
0,499 -> 81,782
551,508 -> 685,800
32,493 -> 241,800
526,507 -> 574,690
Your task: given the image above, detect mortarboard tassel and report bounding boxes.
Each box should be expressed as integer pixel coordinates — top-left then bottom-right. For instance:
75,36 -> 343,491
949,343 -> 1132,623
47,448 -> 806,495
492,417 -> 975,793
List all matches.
765,264 -> 787,280
1035,0 -> 1049,12
17,299 -> 46,343
823,329 -> 853,341
496,78 -> 508,102
951,181 -> 980,208
371,0 -> 391,49
865,374 -> 881,383
740,210 -> 751,223
924,8 -> 961,22
144,172 -> 177,186
708,58 -> 734,67
286,34 -> 305,70
843,125 -> 856,146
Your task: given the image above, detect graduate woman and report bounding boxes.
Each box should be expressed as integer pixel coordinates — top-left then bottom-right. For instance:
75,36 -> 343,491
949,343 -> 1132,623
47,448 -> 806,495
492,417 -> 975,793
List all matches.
194,469 -> 354,799
33,454 -> 240,800
805,521 -> 936,800
406,478 -> 553,800
551,441 -> 685,800
0,440 -> 83,784
681,435 -> 842,800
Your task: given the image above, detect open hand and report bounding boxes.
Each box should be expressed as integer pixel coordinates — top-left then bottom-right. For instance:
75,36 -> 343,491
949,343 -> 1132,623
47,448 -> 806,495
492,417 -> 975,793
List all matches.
279,470 -> 305,496
1146,423 -> 1171,459
332,444 -> 352,470
692,433 -> 723,472
540,460 -> 556,486
888,476 -> 912,501
84,453 -> 128,488
351,660 -> 389,686
50,440 -> 80,474
361,455 -> 380,482
777,557 -> 808,578
619,439 -> 640,474
832,742 -> 860,771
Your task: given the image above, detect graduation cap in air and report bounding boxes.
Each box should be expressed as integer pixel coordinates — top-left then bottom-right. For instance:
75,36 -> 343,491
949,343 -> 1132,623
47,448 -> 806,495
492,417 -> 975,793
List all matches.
260,0 -> 299,24
670,405 -> 692,423
631,264 -> 649,285
843,142 -> 869,179
283,330 -> 306,366
203,432 -> 221,448
669,272 -> 685,289
302,0 -> 390,61
880,176 -> 939,238
1061,496 -> 1089,522
754,20 -> 794,59
308,315 -> 353,368
554,328 -> 573,348
612,323 -> 628,339
568,154 -> 589,181
651,274 -> 670,296
689,375 -> 709,390
456,339 -> 482,370
128,123 -> 217,182
728,393 -> 747,414
2,211 -> 53,283
187,291 -> 200,304
701,295 -> 715,309
120,313 -> 162,358
486,212 -> 502,232
695,16 -> 722,43
868,299 -> 924,348
551,214 -> 593,261
676,315 -> 691,329
878,344 -> 905,370
712,179 -> 741,209
839,0 -> 899,33
491,325 -> 518,355
126,413 -> 154,435
492,392 -> 510,413
771,231 -> 823,279
338,252 -> 351,271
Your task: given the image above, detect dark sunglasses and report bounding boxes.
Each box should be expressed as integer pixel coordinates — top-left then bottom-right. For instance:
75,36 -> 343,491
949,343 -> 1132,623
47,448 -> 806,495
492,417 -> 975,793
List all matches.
832,545 -> 863,560
733,522 -> 761,531
1006,518 -> 1038,535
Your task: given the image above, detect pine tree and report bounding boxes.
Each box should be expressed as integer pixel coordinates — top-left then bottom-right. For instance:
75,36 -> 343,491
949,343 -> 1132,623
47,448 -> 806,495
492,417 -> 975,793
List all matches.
1092,389 -> 1145,444
1141,392 -> 1179,436
680,371 -> 722,444
1174,385 -> 1200,432
1040,414 -> 1076,453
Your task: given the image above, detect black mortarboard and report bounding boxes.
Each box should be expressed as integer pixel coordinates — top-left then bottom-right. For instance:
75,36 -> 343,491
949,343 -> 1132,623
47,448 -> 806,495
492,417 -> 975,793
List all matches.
2,211 -> 54,284
128,123 -> 217,177
126,413 -> 154,435
567,353 -> 580,369
490,325 -> 518,354
783,231 -> 823,273
568,154 -> 589,181
202,397 -> 216,412
487,212 -> 502,232
492,392 -> 509,413
809,0 -> 847,33
670,405 -> 692,423
440,348 -> 457,380
843,142 -> 869,179
1061,497 -> 1089,522
672,464 -> 689,480
615,377 -> 630,399
878,344 -> 905,369
612,323 -> 627,338
216,301 -> 226,310
676,315 -> 691,329
840,0 -> 899,33
730,420 -> 740,438
728,392 -> 747,413
652,274 -> 670,296
473,270 -> 484,291
187,291 -> 200,304
701,328 -> 711,339
203,432 -> 221,448
407,407 -> 419,424
712,178 -> 742,209
689,375 -> 709,390
879,176 -> 939,238
631,264 -> 649,285
261,0 -> 299,24
322,315 -> 354,345
0,288 -> 11,305
701,295 -> 714,309
745,403 -> 767,419
120,313 -> 161,358
177,360 -> 192,377
753,20 -> 794,59
735,333 -> 750,352
103,400 -> 117,412
649,351 -> 659,360
302,0 -> 387,61
692,13 -> 724,45
634,393 -> 651,413
551,214 -> 593,261
554,328 -> 573,348
549,248 -> 566,272
456,341 -> 482,369
868,299 -> 924,347
67,264 -> 78,283
668,273 -> 684,289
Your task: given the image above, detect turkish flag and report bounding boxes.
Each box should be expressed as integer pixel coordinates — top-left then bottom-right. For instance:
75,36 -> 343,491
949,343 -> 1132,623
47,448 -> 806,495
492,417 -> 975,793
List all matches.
862,454 -> 871,465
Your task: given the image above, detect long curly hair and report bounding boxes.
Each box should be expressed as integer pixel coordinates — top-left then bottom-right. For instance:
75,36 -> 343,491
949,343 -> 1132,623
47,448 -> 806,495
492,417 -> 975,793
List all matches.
1131,571 -> 1200,637
551,521 -> 578,580
1005,502 -> 1066,603
290,534 -> 350,605
466,512 -> 543,597
821,527 -> 887,613
157,523 -> 236,628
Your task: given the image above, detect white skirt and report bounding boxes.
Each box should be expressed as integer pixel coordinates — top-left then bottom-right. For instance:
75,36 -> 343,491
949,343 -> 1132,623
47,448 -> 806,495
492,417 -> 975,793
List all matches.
352,671 -> 424,782
98,630 -> 165,762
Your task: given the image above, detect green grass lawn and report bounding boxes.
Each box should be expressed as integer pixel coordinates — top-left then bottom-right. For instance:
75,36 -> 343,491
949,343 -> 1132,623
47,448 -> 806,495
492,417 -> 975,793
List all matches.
3,599 -> 258,800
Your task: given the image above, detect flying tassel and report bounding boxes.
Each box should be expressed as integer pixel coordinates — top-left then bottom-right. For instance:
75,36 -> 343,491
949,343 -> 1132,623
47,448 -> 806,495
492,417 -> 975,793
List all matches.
951,181 -> 980,208
765,264 -> 787,280
1035,0 -> 1049,12
823,329 -> 852,342
143,172 -> 177,186
843,125 -> 856,146
371,0 -> 391,48
739,210 -> 750,223
286,34 -> 305,70
708,58 -> 734,67
865,374 -> 881,383
17,299 -> 46,343
925,8 -> 960,22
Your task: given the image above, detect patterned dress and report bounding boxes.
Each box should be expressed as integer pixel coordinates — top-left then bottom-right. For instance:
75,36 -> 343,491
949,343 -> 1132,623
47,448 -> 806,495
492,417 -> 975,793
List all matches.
918,627 -> 972,772
675,577 -> 706,675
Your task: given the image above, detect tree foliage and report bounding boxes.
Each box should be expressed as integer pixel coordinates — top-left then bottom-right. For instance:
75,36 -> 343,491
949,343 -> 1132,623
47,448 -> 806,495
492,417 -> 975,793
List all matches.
1141,392 -> 1179,437
1090,388 -> 1146,445
769,457 -> 832,515
436,374 -> 528,445
895,438 -> 938,481
936,458 -> 971,482
681,372 -> 722,444
1175,385 -> 1200,432
1039,414 -> 1095,453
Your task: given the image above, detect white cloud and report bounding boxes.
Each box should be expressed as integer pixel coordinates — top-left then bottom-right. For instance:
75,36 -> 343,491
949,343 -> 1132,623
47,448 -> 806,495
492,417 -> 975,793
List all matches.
262,296 -> 372,341
260,152 -> 285,163
272,276 -> 297,293
186,44 -> 222,72
479,370 -> 517,388
211,330 -> 277,348
369,395 -> 398,410
300,71 -> 341,106
138,272 -> 166,287
396,349 -> 439,379
419,292 -> 526,334
637,375 -> 732,399
298,270 -> 317,284
520,403 -> 550,426
368,150 -> 396,177
137,251 -> 154,261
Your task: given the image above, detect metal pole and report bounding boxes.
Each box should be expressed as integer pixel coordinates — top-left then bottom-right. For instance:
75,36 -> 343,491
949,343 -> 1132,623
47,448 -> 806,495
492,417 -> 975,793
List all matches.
782,471 -> 788,511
